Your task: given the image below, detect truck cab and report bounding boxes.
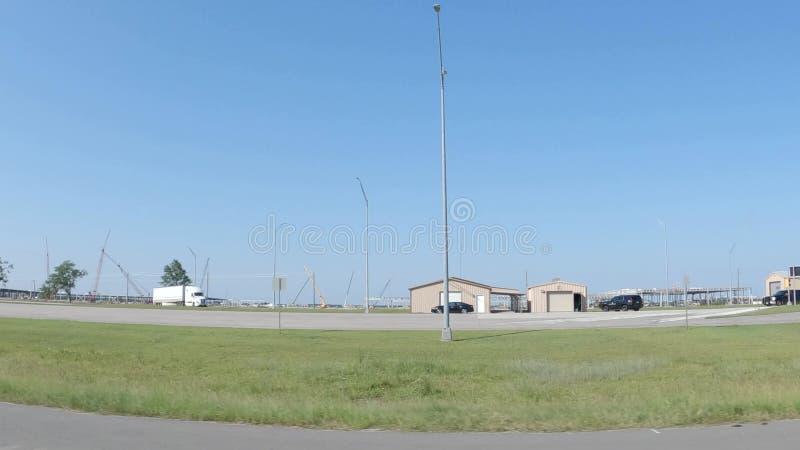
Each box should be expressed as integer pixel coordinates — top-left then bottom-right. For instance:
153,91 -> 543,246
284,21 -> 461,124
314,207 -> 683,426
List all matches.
184,286 -> 207,307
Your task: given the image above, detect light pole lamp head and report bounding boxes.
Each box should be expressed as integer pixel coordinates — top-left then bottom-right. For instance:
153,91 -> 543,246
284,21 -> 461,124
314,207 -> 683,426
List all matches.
433,3 -> 441,13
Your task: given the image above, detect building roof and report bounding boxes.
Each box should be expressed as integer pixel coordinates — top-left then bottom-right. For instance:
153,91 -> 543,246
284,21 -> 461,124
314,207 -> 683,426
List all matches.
409,277 -> 521,295
528,279 -> 587,289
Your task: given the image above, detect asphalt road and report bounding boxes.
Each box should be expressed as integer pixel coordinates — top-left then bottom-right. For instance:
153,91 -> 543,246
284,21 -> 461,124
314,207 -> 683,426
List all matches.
1,302 -> 799,330
1,402 -> 798,450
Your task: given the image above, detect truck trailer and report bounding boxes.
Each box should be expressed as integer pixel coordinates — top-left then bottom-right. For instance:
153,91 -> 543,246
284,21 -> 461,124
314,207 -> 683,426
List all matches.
152,285 -> 206,307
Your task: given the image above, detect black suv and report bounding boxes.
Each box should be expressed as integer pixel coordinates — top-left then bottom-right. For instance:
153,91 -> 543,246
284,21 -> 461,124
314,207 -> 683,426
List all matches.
762,290 -> 799,306
431,302 -> 474,313
598,295 -> 643,311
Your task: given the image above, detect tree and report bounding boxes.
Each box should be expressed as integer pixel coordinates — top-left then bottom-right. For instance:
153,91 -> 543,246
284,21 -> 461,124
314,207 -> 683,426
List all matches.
0,257 -> 12,287
161,259 -> 192,286
43,260 -> 87,302
39,285 -> 55,300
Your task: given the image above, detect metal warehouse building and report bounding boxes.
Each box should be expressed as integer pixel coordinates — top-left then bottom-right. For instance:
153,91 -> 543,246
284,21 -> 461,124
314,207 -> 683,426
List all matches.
527,279 -> 587,312
409,277 -> 521,313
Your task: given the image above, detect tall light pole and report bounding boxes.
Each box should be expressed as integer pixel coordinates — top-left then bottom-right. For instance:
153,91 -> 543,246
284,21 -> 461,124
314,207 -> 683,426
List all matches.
187,246 -> 197,285
657,219 -> 668,307
356,177 -> 369,314
728,242 -> 736,304
434,3 -> 452,341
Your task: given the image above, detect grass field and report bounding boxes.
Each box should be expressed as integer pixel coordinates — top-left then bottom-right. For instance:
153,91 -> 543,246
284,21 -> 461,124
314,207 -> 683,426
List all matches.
707,304 -> 800,318
0,300 -> 409,314
2,318 -> 800,432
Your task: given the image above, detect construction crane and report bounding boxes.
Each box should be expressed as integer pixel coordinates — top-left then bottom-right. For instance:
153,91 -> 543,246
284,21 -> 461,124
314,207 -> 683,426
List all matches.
371,278 -> 391,307
344,270 -> 355,307
303,266 -> 327,308
89,230 -> 111,302
199,257 -> 210,289
378,278 -> 392,299
104,252 -> 147,297
290,277 -> 310,305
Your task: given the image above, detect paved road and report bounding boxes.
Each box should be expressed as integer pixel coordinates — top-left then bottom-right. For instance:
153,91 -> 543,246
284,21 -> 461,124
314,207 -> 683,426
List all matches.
1,302 -> 799,330
1,402 -> 797,450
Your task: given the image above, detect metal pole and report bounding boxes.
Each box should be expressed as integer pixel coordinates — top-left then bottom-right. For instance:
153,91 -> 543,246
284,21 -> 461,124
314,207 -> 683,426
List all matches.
356,177 -> 369,314
273,221 -> 277,306
728,243 -> 735,305
657,219 -> 668,307
434,3 -> 451,341
524,271 -> 528,313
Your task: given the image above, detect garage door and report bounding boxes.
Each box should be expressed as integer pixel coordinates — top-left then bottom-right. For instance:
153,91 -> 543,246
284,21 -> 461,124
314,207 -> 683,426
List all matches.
547,292 -> 573,312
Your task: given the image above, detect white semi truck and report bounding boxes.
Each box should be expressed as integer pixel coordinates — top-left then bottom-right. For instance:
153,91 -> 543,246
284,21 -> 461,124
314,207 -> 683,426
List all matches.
152,285 -> 206,307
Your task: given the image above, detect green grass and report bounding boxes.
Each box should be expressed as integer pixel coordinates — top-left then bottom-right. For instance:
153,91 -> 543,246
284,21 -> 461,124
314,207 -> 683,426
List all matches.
2,318 -> 800,432
707,304 -> 800,318
0,300 -> 409,313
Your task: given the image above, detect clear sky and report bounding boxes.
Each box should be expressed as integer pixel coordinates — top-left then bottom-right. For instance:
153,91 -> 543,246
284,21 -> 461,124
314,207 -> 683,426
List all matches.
2,0 -> 799,301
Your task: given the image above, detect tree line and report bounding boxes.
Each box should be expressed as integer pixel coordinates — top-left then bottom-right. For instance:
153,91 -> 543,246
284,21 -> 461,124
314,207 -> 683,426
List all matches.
0,256 -> 194,301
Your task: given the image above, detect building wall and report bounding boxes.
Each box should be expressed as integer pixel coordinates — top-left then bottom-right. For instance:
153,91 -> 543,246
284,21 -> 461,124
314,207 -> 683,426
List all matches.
527,281 -> 588,312
765,273 -> 784,297
410,280 -> 491,313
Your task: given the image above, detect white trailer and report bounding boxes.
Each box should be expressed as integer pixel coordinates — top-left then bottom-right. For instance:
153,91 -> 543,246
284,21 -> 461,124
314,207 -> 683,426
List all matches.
152,285 -> 206,307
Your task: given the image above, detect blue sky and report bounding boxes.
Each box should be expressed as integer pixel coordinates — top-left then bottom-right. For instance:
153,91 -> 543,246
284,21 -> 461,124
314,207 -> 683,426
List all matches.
1,0 -> 799,300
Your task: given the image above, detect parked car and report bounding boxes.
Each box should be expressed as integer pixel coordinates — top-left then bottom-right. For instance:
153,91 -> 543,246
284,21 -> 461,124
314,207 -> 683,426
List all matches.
431,302 -> 474,313
762,290 -> 800,306
598,295 -> 643,311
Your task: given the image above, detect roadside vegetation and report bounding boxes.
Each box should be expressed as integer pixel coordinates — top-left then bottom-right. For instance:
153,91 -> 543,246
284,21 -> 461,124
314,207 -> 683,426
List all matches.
2,318 -> 800,431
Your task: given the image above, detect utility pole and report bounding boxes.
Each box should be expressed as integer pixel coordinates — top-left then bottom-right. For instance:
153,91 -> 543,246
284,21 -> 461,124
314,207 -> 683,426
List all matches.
737,268 -> 740,305
524,271 -> 529,313
44,237 -> 50,280
434,3 -> 452,341
273,220 -> 277,306
657,219 -> 668,308
728,243 -> 736,304
683,274 -> 690,330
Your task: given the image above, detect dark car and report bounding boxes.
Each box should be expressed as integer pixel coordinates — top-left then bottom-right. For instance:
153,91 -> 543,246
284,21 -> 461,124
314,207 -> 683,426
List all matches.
762,290 -> 799,306
431,302 -> 474,313
598,295 -> 643,311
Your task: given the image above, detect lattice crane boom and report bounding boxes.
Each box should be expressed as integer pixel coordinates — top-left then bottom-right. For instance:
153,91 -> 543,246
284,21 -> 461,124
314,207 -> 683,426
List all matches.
303,266 -> 327,308
90,230 -> 111,302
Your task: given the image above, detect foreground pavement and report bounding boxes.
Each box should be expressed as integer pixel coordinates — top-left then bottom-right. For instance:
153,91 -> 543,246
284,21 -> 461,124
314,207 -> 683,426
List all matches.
1,402 -> 797,450
1,302 -> 799,331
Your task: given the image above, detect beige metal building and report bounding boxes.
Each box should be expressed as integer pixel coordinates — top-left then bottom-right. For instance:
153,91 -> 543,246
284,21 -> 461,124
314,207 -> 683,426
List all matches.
765,272 -> 785,296
764,271 -> 800,296
409,277 -> 521,313
527,279 -> 587,312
